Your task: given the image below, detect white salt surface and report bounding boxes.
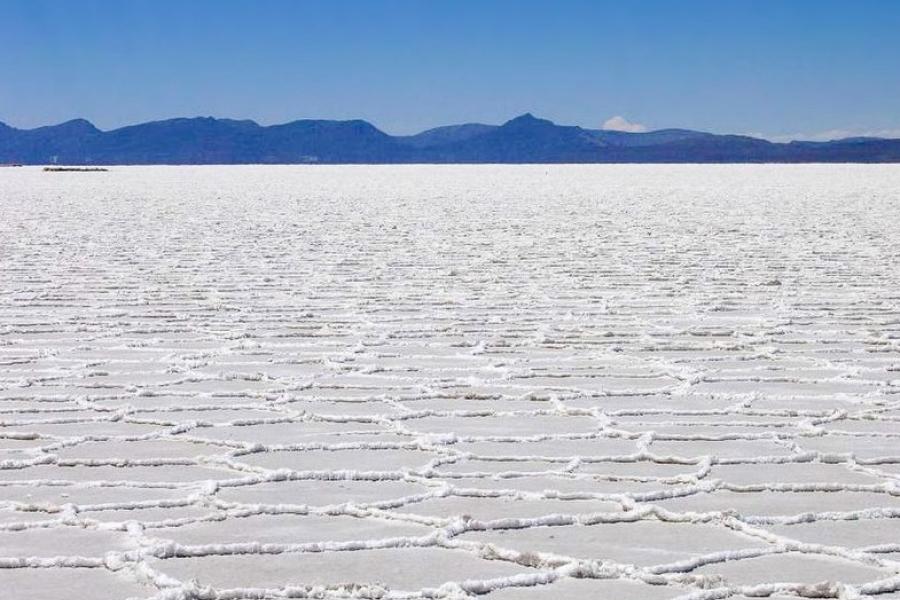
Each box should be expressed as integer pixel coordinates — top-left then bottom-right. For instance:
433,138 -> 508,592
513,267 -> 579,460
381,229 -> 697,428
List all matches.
1,164 -> 899,599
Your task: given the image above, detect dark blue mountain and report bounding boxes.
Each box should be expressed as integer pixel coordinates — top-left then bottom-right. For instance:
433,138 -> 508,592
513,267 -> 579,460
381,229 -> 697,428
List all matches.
2,114 -> 899,164
397,123 -> 497,148
0,119 -> 102,164
418,114 -> 606,163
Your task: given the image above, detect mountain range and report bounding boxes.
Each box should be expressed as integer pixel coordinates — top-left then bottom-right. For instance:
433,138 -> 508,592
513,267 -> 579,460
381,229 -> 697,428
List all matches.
2,113 -> 900,164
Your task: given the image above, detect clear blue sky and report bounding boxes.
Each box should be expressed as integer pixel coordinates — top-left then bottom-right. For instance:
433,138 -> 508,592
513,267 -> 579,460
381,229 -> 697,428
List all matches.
3,0 -> 900,139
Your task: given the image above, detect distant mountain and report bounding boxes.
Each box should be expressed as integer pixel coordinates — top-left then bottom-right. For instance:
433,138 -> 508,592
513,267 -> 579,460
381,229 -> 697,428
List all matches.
397,123 -> 497,148
417,114 -> 607,163
2,114 -> 900,164
588,128 -> 715,147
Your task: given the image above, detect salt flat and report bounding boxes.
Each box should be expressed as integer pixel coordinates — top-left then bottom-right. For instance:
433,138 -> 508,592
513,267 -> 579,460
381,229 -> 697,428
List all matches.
1,164 -> 899,599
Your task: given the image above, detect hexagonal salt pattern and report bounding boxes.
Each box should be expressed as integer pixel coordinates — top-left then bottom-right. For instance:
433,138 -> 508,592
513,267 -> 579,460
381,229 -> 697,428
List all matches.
1,165 -> 899,598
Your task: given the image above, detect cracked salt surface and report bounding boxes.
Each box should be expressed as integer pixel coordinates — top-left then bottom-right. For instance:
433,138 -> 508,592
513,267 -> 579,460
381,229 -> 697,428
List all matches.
1,164 -> 899,599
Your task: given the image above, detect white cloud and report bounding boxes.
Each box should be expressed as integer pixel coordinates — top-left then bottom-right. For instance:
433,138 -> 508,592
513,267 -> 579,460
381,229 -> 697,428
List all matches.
602,115 -> 647,133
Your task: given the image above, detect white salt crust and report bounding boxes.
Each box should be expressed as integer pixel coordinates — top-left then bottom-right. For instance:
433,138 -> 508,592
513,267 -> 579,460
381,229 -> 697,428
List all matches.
1,165 -> 899,599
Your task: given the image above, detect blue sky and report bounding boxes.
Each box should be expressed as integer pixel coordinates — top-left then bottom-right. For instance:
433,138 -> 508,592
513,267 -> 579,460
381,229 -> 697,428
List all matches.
2,0 -> 899,139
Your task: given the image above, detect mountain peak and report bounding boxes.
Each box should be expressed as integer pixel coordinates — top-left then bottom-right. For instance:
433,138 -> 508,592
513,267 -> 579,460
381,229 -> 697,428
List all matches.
503,113 -> 553,127
49,118 -> 100,135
